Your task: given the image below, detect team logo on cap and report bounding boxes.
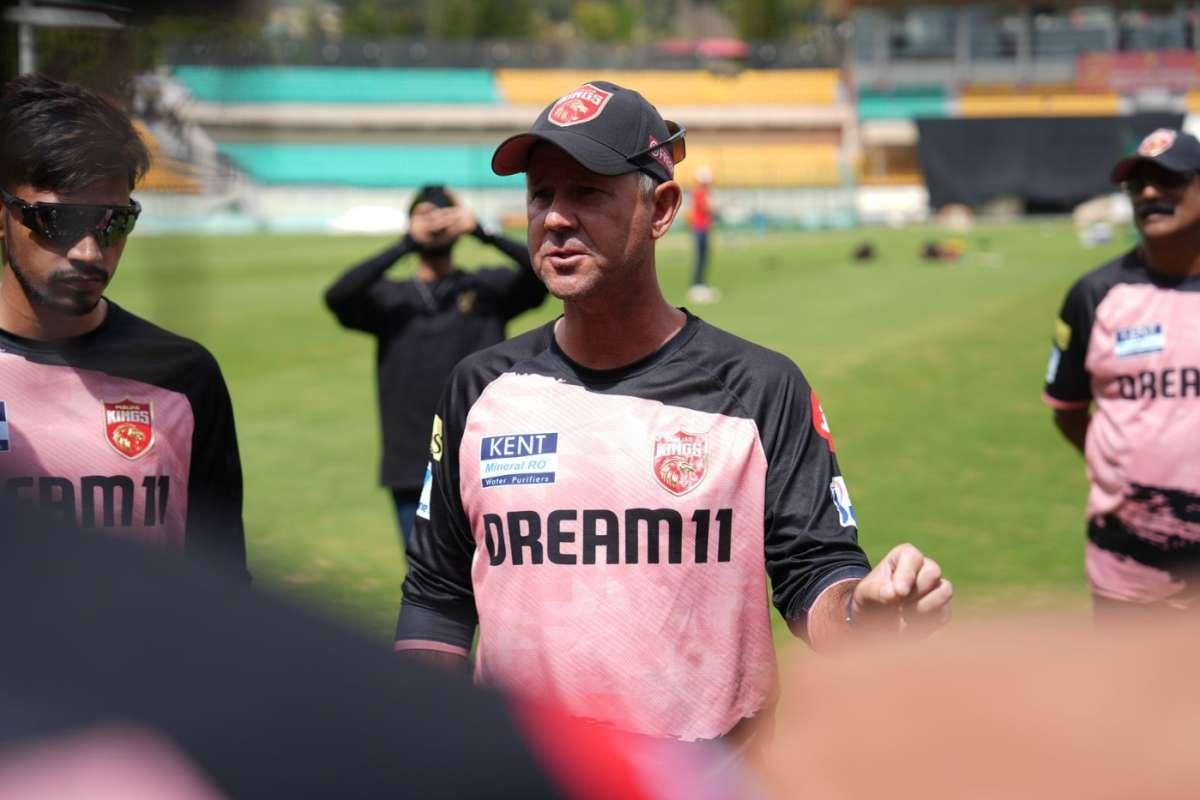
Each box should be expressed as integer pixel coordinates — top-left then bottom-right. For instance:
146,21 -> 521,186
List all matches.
548,83 -> 613,127
1138,129 -> 1177,158
103,400 -> 154,460
653,430 -> 707,496
646,135 -> 674,173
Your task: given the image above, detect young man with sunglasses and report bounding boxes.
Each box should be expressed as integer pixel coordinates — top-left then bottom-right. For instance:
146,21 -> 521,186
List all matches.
324,185 -> 547,548
1045,128 -> 1200,616
0,74 -> 248,580
394,81 -> 953,746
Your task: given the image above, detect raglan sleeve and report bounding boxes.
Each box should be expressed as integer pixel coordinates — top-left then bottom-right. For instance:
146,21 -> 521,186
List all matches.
184,351 -> 250,583
758,365 -> 870,628
1043,276 -> 1094,409
394,369 -> 479,656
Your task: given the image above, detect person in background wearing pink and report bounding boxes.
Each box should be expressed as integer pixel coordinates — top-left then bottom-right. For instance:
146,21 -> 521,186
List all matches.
1044,128 -> 1200,618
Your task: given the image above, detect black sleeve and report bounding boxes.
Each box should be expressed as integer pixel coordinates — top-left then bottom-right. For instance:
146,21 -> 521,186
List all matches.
394,374 -> 479,653
759,369 -> 870,625
470,226 -> 548,321
183,353 -> 250,582
1043,275 -> 1095,409
323,237 -> 418,334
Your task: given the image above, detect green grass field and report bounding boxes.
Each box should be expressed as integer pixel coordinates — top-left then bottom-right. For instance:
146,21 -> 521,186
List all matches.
110,220 -> 1130,642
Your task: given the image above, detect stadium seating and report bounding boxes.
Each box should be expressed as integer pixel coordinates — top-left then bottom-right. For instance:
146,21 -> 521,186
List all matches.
678,143 -> 841,187
173,66 -> 500,104
958,86 -> 1121,117
214,142 -> 522,187
857,87 -> 948,120
134,122 -> 201,193
494,69 -> 841,106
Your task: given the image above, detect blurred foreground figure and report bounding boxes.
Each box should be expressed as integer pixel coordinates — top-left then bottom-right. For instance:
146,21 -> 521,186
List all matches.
325,185 -> 547,547
764,616 -> 1200,799
0,74 -> 247,579
395,81 -> 952,746
0,511 -> 752,800
1045,128 -> 1200,613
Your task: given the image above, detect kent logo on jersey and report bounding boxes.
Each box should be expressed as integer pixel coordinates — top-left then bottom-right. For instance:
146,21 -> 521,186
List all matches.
1115,324 -> 1166,358
480,433 -> 558,488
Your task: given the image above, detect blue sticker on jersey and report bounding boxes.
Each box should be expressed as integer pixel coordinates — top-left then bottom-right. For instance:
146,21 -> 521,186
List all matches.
1115,323 -> 1165,358
830,476 -> 857,528
480,432 -> 558,488
416,462 -> 433,520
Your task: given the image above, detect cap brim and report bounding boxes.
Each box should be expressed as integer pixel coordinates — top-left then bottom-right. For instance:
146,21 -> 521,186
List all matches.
1111,153 -> 1191,183
492,130 -> 635,177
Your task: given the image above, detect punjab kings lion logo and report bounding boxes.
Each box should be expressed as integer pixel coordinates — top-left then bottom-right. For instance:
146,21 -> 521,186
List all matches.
547,83 -> 613,127
1138,129 -> 1177,158
653,431 -> 707,496
103,400 -> 154,460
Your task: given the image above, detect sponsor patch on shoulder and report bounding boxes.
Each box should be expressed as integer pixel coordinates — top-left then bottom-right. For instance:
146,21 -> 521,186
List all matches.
1055,319 -> 1071,351
416,462 -> 433,520
1045,347 -> 1062,383
0,400 -> 9,453
480,432 -> 558,488
1115,323 -> 1165,358
830,476 -> 857,528
430,415 -> 444,462
811,392 -> 836,452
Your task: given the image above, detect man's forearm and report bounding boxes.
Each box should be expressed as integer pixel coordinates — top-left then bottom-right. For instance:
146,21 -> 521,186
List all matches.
792,579 -> 858,652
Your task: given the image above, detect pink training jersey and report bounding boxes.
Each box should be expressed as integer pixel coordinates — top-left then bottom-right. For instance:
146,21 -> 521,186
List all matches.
1044,250 -> 1200,605
396,313 -> 870,741
0,302 -> 247,579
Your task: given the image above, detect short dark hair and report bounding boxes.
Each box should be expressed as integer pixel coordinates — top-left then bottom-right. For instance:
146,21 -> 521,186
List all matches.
0,73 -> 150,194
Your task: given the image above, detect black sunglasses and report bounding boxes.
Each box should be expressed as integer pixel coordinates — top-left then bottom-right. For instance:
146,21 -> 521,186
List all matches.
627,121 -> 688,168
0,187 -> 141,248
1122,169 -> 1195,195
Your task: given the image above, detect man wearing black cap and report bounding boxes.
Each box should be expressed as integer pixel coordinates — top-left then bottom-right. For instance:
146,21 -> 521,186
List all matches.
1045,128 -> 1200,616
324,187 -> 547,547
394,81 -> 953,745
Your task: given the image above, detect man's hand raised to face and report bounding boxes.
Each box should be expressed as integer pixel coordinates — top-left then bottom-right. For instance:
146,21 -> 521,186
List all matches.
851,543 -> 953,638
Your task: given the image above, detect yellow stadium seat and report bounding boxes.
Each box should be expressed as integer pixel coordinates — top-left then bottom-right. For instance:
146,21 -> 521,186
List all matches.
959,90 -> 1121,117
134,122 -> 202,193
677,143 -> 842,187
494,70 -> 840,107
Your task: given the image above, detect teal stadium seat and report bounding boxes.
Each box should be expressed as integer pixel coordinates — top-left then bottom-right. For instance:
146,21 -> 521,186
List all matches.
173,66 -> 500,104
215,143 -> 523,187
857,87 -> 948,120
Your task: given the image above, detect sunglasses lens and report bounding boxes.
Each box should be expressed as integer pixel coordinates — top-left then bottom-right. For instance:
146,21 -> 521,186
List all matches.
30,204 -> 137,247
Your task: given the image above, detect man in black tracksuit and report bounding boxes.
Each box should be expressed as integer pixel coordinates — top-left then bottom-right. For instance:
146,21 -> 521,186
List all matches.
325,187 -> 547,546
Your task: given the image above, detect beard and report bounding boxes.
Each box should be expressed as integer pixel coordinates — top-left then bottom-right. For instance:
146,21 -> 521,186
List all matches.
416,240 -> 455,259
6,248 -> 105,317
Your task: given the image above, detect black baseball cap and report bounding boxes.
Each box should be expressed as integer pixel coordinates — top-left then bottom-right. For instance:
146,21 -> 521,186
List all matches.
1111,128 -> 1200,182
408,184 -> 455,214
492,80 -> 685,183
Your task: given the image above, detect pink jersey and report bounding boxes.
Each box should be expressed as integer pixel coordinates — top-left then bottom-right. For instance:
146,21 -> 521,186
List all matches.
396,314 -> 870,740
1044,250 -> 1200,604
0,303 -> 247,579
